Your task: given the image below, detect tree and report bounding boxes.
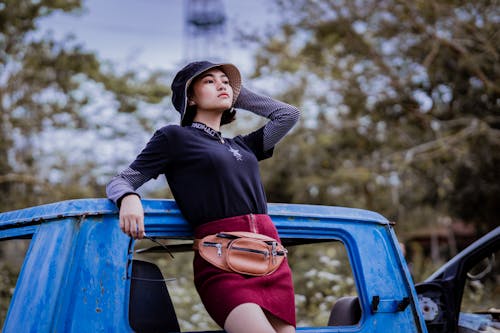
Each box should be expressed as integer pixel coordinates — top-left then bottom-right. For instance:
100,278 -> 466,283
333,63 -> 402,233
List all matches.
0,0 -> 171,211
251,0 -> 499,234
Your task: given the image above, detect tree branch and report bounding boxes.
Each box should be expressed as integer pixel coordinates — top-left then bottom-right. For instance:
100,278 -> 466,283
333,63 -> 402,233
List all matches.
386,119 -> 481,166
433,35 -> 500,93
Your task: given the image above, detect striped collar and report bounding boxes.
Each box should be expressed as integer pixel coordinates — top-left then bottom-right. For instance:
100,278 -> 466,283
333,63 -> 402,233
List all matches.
191,122 -> 225,143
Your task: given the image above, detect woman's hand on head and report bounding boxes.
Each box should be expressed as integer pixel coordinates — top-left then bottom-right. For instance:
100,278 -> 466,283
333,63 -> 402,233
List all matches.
119,194 -> 145,239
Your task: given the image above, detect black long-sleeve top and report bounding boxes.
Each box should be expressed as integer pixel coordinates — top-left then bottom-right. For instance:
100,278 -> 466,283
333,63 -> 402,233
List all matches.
106,87 -> 300,227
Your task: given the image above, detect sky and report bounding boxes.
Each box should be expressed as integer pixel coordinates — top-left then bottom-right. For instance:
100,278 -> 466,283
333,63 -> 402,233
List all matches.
37,0 -> 277,75
33,0 -> 281,184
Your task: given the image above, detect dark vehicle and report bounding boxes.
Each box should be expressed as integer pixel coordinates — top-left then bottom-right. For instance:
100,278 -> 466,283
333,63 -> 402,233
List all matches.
416,227 -> 499,333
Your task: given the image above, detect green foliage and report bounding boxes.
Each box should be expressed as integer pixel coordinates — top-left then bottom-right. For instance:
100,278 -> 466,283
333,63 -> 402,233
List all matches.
252,0 -> 499,234
0,263 -> 19,327
289,242 -> 357,326
0,0 -> 171,212
0,263 -> 19,324
0,239 -> 30,327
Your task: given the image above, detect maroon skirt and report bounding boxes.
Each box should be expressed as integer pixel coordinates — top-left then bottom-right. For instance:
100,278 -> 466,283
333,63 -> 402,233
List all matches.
193,214 -> 296,328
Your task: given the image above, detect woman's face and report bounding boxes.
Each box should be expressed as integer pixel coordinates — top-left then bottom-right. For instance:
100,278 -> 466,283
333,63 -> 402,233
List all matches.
189,69 -> 233,114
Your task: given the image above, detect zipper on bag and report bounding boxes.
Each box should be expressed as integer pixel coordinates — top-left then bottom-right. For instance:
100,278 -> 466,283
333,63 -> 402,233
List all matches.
203,242 -> 223,256
231,246 -> 269,258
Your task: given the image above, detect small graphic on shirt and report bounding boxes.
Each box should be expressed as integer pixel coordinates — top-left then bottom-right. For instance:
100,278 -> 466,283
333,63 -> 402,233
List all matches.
228,147 -> 243,161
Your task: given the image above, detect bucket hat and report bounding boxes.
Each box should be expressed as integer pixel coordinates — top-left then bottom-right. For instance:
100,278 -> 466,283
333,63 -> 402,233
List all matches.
171,61 -> 241,126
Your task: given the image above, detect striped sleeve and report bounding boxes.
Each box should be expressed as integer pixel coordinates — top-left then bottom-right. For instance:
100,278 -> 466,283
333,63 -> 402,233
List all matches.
234,86 -> 300,151
106,167 -> 151,206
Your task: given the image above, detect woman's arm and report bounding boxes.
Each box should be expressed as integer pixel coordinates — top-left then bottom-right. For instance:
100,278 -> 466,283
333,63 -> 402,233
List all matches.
234,86 -> 300,151
106,167 -> 151,239
106,128 -> 170,239
106,167 -> 150,205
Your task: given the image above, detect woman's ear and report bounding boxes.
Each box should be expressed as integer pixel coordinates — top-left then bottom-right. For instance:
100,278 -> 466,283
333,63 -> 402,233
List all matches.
188,100 -> 196,106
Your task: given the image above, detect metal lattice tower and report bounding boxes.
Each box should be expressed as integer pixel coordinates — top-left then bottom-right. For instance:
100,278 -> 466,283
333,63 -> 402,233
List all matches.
184,0 -> 228,62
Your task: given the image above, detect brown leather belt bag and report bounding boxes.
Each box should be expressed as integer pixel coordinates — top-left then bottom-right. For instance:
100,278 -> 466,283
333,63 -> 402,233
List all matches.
193,231 -> 288,276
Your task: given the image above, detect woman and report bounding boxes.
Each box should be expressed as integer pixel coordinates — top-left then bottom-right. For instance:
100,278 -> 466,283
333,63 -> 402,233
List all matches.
106,61 -> 300,333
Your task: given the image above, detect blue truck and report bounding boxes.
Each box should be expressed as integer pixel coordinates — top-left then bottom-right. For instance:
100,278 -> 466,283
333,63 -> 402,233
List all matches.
0,199 -> 497,332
